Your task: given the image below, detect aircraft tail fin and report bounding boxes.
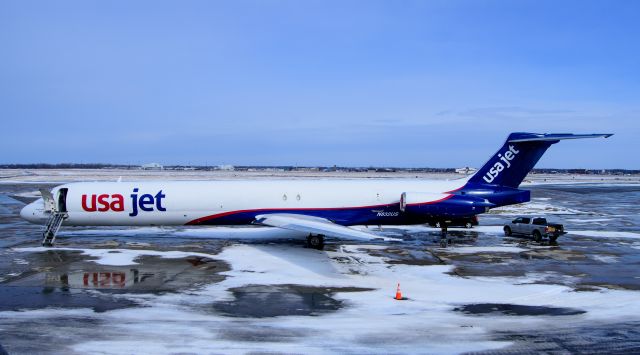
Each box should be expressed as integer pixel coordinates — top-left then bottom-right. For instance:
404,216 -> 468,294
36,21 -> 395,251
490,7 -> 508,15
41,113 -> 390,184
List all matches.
467,133 -> 612,188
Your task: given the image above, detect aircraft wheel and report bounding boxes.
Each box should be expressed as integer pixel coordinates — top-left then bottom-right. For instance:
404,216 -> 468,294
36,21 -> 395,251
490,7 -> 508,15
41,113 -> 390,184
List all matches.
307,234 -> 325,250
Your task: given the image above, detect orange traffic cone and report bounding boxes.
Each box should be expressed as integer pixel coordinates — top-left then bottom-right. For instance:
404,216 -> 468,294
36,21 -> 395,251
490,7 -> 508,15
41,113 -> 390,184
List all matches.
395,283 -> 403,300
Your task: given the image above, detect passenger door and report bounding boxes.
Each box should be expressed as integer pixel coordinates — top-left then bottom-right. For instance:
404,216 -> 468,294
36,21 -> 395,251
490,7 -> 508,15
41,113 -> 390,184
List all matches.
512,217 -> 523,234
517,217 -> 531,234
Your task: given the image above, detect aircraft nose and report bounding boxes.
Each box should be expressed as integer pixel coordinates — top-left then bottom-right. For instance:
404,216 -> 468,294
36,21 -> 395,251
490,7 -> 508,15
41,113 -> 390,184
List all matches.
20,202 -> 43,224
20,203 -> 34,221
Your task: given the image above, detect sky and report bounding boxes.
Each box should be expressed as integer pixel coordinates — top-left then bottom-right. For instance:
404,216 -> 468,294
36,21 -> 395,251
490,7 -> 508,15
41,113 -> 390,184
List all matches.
1,0 -> 638,168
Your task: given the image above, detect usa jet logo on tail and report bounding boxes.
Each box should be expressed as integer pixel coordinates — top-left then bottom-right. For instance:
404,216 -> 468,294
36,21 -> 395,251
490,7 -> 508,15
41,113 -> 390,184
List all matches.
483,145 -> 520,183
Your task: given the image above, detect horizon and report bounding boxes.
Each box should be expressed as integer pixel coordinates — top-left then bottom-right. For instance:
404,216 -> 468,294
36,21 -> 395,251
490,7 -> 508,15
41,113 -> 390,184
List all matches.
1,162 -> 637,172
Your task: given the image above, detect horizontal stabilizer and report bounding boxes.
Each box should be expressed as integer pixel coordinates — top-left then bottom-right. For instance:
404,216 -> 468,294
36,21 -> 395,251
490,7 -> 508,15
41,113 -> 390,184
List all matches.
508,133 -> 613,143
467,132 -> 613,188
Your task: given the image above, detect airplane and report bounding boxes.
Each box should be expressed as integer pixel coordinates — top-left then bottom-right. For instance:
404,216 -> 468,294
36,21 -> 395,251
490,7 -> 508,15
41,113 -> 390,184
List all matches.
19,132 -> 612,249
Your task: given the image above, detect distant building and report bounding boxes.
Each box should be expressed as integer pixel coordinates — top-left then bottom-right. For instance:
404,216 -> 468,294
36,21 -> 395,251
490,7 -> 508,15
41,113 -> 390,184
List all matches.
455,167 -> 477,175
141,162 -> 163,170
217,165 -> 235,171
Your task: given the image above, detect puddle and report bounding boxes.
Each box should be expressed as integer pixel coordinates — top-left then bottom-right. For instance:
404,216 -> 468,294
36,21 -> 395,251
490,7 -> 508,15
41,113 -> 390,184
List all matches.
454,303 -> 586,316
213,284 -> 373,318
484,320 -> 640,354
0,286 -> 137,312
4,250 -> 229,293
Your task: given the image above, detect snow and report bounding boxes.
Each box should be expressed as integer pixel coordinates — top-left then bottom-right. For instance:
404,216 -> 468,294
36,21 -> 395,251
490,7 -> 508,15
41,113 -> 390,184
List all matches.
442,246 -> 527,254
490,201 -> 584,216
6,243 -> 640,354
569,230 -> 640,239
13,247 -> 219,266
58,226 -> 308,240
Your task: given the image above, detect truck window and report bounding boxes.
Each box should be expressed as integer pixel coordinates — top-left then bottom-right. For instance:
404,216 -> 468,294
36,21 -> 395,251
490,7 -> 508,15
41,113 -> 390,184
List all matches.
532,218 -> 547,225
513,218 -> 522,224
521,217 -> 531,224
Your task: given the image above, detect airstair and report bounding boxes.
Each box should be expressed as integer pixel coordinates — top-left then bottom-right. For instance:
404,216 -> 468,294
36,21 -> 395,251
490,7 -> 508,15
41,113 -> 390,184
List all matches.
42,211 -> 67,247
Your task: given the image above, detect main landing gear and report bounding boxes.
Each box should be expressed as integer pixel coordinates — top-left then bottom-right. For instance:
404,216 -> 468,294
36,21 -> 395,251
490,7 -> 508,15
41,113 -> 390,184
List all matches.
439,224 -> 450,248
306,234 -> 325,250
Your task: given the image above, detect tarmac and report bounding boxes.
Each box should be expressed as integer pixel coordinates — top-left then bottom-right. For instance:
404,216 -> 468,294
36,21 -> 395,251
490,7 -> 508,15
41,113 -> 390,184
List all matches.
1,170 -> 640,354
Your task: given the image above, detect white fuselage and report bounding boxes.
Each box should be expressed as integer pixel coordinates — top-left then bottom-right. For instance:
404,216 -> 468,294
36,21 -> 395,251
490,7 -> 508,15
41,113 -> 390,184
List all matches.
20,179 -> 467,226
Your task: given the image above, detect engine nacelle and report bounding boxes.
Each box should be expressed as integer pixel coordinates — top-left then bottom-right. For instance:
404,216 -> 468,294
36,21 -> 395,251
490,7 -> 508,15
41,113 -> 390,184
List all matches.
401,192 -> 493,217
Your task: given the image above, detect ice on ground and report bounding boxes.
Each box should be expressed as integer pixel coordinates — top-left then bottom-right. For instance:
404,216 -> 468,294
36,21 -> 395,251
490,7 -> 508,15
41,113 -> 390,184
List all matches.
58,227 -> 169,236
490,201 -> 585,216
175,227 -> 307,240
490,202 -> 583,216
13,247 -> 220,266
371,225 -> 504,234
6,242 -> 640,354
443,246 -> 527,254
570,230 -> 640,239
592,255 -> 620,263
59,226 -> 308,240
566,218 -> 614,223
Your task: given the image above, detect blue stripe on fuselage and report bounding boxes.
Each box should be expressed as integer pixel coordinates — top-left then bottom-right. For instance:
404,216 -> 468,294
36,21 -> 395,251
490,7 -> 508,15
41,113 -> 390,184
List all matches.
185,194 -> 492,226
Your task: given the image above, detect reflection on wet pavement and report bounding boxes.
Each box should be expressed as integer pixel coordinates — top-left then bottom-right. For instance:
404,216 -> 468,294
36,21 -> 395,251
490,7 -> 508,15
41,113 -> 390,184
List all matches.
454,303 -> 586,316
213,284 -> 373,317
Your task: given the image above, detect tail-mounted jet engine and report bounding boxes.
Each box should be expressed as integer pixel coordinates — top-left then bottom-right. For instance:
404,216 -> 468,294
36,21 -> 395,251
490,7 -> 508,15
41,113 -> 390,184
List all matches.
400,192 -> 493,217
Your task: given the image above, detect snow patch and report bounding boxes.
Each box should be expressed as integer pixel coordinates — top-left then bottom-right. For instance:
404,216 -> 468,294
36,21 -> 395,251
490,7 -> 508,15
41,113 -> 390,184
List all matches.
7,241 -> 640,354
566,218 -> 614,223
490,202 -> 584,216
570,230 -> 640,239
13,247 -> 218,266
443,246 -> 526,254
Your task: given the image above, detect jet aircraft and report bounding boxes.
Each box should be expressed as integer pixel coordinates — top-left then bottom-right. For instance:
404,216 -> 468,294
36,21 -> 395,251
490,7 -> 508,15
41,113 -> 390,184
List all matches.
20,132 -> 612,249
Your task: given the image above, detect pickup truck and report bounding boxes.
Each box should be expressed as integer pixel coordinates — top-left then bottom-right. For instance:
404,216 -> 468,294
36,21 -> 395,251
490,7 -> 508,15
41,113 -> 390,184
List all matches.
503,216 -> 566,242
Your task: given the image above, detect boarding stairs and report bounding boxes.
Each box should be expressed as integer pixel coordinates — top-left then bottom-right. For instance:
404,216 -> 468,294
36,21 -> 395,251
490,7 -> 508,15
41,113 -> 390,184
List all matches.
42,211 -> 67,247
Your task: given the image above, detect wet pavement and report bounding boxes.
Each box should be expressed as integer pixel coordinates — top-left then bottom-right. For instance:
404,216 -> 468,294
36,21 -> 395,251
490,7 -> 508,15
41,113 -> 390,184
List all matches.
1,181 -> 640,353
213,285 -> 373,318
453,303 -> 586,316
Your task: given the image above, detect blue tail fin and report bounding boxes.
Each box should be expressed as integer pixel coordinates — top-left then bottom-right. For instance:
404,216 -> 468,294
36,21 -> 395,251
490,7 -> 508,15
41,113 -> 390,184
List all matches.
467,132 -> 612,188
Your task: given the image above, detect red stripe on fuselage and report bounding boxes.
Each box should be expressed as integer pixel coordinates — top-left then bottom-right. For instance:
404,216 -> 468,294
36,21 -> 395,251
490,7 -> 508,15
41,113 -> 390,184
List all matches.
444,183 -> 466,194
185,195 -> 454,225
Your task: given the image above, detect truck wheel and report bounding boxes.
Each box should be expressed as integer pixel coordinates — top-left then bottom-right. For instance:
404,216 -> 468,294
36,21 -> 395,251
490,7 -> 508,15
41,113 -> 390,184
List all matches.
503,226 -> 512,236
532,230 -> 542,243
435,221 -> 441,228
465,222 -> 473,229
